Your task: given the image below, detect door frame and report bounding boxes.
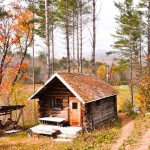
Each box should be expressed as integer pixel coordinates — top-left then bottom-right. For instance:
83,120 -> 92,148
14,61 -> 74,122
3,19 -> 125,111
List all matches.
69,98 -> 81,126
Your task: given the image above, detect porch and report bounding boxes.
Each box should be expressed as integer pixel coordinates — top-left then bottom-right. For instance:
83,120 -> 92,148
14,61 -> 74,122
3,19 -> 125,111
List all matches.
29,117 -> 82,141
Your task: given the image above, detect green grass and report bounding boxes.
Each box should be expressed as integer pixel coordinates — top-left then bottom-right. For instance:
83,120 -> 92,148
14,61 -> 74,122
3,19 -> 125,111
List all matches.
114,85 -> 140,111
0,122 -> 121,150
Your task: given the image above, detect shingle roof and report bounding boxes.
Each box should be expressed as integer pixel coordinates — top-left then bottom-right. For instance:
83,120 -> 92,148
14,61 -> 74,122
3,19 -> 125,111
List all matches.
29,73 -> 117,103
59,73 -> 118,102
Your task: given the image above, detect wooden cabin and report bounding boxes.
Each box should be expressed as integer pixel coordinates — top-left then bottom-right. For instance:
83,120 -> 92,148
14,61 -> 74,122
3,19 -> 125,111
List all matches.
29,73 -> 118,129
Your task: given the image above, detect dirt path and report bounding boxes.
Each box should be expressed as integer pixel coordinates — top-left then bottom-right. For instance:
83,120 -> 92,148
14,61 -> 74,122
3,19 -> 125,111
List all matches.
111,113 -> 134,150
129,128 -> 150,150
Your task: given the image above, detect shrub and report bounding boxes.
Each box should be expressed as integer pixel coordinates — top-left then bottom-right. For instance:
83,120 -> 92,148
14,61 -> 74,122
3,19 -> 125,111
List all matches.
137,75 -> 150,111
121,100 -> 138,118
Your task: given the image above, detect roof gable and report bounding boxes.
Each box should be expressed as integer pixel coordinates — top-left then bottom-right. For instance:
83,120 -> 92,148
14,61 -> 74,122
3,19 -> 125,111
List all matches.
28,73 -> 118,103
28,73 -> 85,104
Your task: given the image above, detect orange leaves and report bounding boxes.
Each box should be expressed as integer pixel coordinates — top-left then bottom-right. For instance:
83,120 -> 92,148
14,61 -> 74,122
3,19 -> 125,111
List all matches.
15,10 -> 33,35
22,73 -> 30,80
14,62 -> 29,71
20,63 -> 28,70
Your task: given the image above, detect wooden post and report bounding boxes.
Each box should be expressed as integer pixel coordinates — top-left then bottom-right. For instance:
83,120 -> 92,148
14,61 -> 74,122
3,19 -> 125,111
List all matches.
22,108 -> 25,130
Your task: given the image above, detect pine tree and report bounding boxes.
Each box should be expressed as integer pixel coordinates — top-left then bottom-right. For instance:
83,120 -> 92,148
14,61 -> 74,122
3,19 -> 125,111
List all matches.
113,0 -> 141,106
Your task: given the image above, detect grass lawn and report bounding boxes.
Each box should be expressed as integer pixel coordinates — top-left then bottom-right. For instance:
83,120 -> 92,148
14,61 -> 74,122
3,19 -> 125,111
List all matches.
115,85 -> 140,111
0,124 -> 120,150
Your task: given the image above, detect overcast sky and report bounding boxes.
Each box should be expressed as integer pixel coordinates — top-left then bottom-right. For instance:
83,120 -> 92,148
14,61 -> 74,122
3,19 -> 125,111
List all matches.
2,0 -> 126,62
31,0 -> 120,62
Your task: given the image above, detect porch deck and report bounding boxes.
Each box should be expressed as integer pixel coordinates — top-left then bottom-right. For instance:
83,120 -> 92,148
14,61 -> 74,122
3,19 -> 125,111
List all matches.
29,124 -> 82,141
29,117 -> 82,140
30,124 -> 82,135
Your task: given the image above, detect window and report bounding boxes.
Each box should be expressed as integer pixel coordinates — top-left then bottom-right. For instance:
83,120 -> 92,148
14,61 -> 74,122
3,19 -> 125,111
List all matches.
52,99 -> 62,110
72,102 -> 78,109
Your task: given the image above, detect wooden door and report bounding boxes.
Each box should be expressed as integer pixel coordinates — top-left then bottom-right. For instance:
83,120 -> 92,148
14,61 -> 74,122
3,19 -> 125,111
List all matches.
69,99 -> 81,126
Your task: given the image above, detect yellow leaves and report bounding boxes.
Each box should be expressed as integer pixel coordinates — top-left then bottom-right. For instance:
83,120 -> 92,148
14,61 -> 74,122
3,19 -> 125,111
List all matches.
137,75 -> 150,110
135,95 -> 145,101
97,64 -> 107,79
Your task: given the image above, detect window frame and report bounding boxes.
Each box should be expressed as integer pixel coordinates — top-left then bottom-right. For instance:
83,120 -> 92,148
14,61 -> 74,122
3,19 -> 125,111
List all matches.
52,98 -> 63,110
72,102 -> 78,109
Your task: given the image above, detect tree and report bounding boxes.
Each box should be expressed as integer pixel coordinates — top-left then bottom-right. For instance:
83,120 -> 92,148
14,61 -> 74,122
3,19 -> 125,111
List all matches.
112,0 -> 141,106
91,0 -> 96,74
45,0 -> 51,77
136,75 -> 150,110
31,0 -> 91,74
138,0 -> 150,75
0,4 -> 33,104
96,64 -> 107,80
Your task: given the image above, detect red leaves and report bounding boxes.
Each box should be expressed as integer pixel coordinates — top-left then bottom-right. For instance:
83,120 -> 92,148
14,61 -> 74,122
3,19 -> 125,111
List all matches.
0,73 -> 4,77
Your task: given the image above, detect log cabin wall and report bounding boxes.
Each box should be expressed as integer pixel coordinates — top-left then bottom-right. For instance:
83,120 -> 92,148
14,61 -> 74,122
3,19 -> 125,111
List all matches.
38,97 -> 70,121
85,96 -> 117,129
37,77 -> 75,121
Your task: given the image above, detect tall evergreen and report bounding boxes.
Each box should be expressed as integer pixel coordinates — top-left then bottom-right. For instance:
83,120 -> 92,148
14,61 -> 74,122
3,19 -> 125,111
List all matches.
113,0 -> 141,106
138,0 -> 150,75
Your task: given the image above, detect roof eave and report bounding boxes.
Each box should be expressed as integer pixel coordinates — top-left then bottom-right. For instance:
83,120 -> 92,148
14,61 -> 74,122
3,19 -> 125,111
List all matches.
85,94 -> 118,104
28,73 -> 59,100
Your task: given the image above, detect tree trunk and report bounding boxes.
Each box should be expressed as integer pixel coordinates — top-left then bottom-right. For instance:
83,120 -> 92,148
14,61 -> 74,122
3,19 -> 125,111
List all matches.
51,24 -> 54,74
76,0 -> 80,73
32,0 -> 35,92
92,0 -> 96,74
148,1 -> 150,75
130,34 -> 134,107
45,0 -> 51,78
72,8 -> 75,73
65,0 -> 70,73
80,0 -> 83,73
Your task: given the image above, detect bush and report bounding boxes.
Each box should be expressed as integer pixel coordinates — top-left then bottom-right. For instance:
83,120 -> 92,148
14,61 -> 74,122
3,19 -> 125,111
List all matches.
96,128 -> 119,144
121,100 -> 138,118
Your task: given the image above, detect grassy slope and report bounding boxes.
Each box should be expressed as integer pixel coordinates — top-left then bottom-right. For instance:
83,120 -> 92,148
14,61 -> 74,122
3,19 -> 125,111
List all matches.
0,85 -> 136,150
119,114 -> 150,150
115,85 -> 140,111
0,125 -> 120,150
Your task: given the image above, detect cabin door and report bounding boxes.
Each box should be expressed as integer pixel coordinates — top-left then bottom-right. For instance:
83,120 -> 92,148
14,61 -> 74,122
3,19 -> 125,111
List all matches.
69,99 -> 81,126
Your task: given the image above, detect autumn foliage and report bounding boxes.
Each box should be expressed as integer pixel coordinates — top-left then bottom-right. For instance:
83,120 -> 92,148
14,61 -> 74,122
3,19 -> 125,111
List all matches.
136,76 -> 150,111
0,4 -> 33,105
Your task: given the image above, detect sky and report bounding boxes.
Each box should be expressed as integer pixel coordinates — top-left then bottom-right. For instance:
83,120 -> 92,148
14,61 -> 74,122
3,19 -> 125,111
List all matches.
2,0 -> 126,63
32,0 -> 120,63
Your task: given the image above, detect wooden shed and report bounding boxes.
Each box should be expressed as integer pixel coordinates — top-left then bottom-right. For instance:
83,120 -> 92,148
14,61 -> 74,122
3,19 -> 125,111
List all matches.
29,73 -> 118,129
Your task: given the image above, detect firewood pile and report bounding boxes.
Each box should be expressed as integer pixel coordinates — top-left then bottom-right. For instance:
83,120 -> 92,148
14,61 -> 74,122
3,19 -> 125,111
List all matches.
0,118 -> 21,131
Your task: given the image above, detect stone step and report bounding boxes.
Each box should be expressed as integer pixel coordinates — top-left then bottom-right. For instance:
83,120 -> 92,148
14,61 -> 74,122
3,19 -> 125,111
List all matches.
58,133 -> 77,139
54,138 -> 72,142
